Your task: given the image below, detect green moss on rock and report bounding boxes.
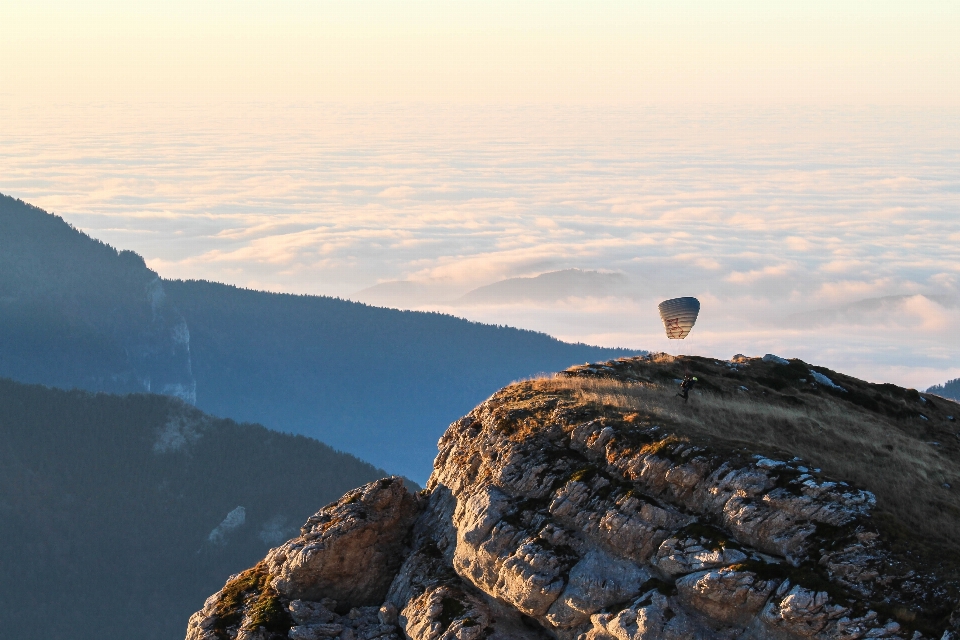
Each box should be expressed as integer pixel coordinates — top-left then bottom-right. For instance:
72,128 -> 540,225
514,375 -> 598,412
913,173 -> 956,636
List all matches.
212,562 -> 290,639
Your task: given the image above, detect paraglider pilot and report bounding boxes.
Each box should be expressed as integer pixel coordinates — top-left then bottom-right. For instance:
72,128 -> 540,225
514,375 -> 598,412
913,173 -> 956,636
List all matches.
677,374 -> 698,402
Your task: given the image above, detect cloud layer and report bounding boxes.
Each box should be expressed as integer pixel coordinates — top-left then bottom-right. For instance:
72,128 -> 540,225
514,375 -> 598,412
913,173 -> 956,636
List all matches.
1,101 -> 958,388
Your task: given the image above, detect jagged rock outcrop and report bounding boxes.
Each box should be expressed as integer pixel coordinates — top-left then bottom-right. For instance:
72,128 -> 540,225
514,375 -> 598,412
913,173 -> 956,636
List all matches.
187,355 -> 960,640
186,479 -> 421,640
265,478 -> 419,604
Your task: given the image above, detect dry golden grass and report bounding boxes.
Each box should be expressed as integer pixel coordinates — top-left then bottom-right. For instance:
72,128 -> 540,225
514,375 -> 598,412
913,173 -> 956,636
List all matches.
531,372 -> 960,565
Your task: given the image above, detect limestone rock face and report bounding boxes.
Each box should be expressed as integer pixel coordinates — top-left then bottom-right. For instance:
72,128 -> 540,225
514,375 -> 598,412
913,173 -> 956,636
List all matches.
186,356 -> 960,640
675,568 -> 779,625
265,477 -> 421,605
185,478 -> 421,640
652,536 -> 748,577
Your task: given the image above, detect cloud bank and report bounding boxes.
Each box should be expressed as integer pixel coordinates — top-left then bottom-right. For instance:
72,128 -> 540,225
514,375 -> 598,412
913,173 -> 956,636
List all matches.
1,101 -> 957,388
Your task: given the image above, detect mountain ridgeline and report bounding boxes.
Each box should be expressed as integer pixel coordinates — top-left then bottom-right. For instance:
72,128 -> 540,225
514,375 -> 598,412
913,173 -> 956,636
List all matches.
0,194 -> 638,480
0,195 -> 194,400
0,377 -> 392,640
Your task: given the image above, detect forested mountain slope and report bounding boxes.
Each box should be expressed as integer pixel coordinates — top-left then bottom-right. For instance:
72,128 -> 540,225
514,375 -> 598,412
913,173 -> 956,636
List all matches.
0,194 -> 638,480
0,194 -> 194,399
163,279 -> 636,480
0,377 -> 391,640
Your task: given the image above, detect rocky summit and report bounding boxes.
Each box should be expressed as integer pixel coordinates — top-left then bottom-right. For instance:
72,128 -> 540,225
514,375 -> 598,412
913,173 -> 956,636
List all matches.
187,354 -> 960,640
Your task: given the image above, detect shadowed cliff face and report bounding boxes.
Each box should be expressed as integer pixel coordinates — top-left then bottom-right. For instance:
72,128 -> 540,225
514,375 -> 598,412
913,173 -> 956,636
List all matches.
188,354 -> 960,640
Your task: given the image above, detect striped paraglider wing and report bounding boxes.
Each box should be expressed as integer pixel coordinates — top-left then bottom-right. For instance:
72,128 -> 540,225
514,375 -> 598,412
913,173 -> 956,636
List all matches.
658,297 -> 700,339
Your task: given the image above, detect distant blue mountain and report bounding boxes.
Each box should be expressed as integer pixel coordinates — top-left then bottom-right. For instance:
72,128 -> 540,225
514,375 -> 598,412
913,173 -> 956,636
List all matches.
0,194 -> 640,480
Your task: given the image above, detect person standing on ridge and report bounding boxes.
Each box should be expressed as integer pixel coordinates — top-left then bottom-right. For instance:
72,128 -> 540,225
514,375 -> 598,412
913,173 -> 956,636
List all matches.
677,374 -> 698,402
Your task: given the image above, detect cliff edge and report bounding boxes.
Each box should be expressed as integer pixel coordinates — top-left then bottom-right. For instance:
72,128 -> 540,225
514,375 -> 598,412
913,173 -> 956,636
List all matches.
186,354 -> 960,640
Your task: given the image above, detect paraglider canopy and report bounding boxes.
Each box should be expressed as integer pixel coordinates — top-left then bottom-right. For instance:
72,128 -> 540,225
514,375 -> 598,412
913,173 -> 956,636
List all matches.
658,297 -> 700,339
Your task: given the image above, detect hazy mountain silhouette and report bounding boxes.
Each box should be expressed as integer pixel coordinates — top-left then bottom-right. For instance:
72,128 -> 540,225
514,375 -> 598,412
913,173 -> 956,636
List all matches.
455,268 -> 631,305
0,194 -> 639,480
353,269 -> 633,308
0,377 -> 392,640
784,294 -> 959,328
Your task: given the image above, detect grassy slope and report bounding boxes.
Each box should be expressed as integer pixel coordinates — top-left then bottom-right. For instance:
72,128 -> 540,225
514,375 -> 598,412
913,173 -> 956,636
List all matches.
540,354 -> 960,575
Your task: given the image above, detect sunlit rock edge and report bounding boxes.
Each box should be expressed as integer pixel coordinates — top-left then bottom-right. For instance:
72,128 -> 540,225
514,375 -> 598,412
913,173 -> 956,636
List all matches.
186,354 -> 960,640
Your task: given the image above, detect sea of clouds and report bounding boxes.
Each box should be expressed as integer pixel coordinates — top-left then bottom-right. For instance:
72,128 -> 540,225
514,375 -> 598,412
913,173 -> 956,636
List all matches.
1,101 -> 957,388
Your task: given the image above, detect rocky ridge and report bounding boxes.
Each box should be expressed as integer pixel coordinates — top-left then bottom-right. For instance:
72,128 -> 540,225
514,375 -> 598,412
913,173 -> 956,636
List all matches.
187,355 -> 960,640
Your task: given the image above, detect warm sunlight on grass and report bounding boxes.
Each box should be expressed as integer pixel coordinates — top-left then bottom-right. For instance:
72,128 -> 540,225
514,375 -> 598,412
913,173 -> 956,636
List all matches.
533,371 -> 960,563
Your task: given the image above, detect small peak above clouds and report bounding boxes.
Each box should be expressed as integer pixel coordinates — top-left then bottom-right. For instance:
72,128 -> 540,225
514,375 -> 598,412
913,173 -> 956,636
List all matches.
456,269 -> 632,306
352,269 -> 634,309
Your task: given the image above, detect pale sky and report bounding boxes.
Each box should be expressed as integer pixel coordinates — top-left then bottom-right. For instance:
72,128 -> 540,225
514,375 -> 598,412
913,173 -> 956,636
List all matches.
2,1 -> 958,104
1,2 -> 959,390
